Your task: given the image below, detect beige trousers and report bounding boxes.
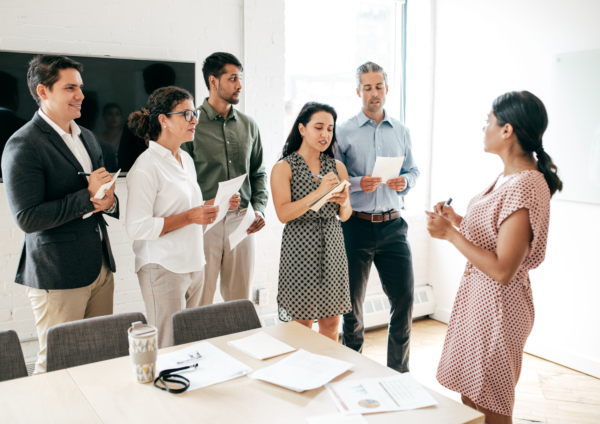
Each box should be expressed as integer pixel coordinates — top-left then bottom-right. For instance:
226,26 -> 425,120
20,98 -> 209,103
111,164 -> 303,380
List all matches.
27,255 -> 114,374
201,209 -> 256,306
137,263 -> 204,349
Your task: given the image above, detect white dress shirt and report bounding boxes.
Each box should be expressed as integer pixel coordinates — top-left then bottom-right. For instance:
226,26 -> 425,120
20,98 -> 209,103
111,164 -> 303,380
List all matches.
126,141 -> 206,274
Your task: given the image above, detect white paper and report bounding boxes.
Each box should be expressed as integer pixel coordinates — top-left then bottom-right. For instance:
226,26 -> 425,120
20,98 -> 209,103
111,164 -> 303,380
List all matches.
248,349 -> 353,392
227,331 -> 296,360
228,204 -> 256,251
307,180 -> 351,212
156,341 -> 253,391
325,373 -> 438,415
306,414 -> 368,424
204,173 -> 247,233
371,156 -> 404,183
83,169 -> 121,219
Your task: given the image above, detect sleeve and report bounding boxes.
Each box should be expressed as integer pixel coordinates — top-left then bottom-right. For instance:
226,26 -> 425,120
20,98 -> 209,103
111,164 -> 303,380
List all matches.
1,135 -> 95,234
248,124 -> 268,216
397,128 -> 420,196
335,130 -> 363,193
125,169 -> 164,240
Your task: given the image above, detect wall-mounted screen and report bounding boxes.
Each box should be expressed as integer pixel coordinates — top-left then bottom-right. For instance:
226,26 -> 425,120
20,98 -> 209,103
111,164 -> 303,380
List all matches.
0,51 -> 195,178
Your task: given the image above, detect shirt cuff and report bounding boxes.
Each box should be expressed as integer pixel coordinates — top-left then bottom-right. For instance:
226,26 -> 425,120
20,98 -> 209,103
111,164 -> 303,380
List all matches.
255,210 -> 264,219
349,176 -> 363,193
105,198 -> 118,214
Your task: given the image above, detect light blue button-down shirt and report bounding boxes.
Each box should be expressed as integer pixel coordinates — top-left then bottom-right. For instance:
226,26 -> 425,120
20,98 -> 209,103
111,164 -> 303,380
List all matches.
335,109 -> 420,213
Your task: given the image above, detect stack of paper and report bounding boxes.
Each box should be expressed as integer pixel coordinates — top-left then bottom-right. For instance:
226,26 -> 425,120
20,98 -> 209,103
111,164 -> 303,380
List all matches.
156,342 -> 253,391
248,349 -> 353,392
227,332 -> 296,360
307,180 -> 351,212
325,373 -> 438,415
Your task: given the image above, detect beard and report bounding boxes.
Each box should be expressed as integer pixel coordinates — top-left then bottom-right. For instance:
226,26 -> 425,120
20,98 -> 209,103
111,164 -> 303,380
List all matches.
218,86 -> 240,105
365,99 -> 384,114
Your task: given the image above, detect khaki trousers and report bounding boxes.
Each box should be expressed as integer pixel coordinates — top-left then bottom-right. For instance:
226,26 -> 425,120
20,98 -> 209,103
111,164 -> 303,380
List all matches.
201,209 -> 256,306
137,263 -> 204,348
27,255 -> 114,374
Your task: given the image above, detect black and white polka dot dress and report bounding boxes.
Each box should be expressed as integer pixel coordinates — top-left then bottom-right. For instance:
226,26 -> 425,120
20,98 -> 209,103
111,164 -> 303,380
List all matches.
277,152 -> 351,322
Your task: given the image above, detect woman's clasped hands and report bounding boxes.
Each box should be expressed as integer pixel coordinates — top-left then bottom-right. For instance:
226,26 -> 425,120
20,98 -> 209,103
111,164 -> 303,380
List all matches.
426,201 -> 462,241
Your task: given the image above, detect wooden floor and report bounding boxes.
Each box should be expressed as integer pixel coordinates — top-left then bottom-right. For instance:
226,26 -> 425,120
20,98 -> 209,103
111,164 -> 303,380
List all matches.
362,318 -> 600,424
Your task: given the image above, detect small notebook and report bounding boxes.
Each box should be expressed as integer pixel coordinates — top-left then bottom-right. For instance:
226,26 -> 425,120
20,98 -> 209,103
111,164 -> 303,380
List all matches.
83,169 -> 120,219
227,332 -> 296,360
307,180 -> 350,212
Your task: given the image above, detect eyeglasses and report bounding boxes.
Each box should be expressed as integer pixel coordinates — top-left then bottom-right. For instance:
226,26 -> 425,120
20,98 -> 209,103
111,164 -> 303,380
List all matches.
166,109 -> 200,122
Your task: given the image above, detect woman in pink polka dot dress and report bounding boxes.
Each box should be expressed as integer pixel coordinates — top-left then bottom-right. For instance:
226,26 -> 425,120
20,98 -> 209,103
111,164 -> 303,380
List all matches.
426,91 -> 563,424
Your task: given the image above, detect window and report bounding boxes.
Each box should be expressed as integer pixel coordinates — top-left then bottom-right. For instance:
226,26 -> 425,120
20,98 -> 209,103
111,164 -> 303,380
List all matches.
284,0 -> 406,135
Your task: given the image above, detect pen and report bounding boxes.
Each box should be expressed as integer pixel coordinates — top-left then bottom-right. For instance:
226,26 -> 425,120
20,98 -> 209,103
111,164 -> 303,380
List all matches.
311,173 -> 323,179
442,198 -> 453,209
78,172 -> 91,176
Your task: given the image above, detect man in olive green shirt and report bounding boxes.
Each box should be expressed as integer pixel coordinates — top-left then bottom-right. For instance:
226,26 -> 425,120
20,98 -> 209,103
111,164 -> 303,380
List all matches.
182,52 -> 268,305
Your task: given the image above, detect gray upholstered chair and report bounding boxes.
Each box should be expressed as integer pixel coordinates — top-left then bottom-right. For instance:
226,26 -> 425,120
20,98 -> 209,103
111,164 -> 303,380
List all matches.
172,300 -> 262,346
0,329 -> 28,382
46,312 -> 147,372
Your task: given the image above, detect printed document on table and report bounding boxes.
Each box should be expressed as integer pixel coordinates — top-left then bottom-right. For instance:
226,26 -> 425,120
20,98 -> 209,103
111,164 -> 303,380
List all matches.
325,373 -> 438,415
228,203 -> 256,251
305,413 -> 368,424
248,349 -> 353,392
371,156 -> 404,183
83,169 -> 120,219
307,180 -> 351,212
227,331 -> 296,360
156,341 -> 252,391
204,173 -> 247,233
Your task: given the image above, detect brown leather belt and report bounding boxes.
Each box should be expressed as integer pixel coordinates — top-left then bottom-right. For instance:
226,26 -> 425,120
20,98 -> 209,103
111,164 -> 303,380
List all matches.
352,210 -> 400,223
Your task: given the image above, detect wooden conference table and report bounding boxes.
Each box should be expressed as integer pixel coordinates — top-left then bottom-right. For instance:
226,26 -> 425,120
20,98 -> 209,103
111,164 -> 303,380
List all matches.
0,322 -> 484,424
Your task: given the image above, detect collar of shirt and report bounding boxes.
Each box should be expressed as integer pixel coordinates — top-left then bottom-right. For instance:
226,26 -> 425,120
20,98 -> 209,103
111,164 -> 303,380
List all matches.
200,97 -> 238,122
356,108 -> 394,128
38,108 -> 82,138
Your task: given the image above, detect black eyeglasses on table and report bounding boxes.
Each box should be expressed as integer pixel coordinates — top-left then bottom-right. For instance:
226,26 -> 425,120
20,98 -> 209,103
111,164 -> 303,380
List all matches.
166,110 -> 200,122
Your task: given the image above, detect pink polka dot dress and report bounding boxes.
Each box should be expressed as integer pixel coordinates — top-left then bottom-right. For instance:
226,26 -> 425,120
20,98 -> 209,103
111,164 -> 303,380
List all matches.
436,170 -> 551,416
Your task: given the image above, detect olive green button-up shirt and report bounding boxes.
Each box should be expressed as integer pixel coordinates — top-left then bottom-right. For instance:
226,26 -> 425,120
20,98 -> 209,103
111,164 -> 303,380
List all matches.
181,98 -> 268,215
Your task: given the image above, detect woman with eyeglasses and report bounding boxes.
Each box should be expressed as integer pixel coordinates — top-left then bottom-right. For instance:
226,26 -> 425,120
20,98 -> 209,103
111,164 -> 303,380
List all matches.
126,86 -> 239,348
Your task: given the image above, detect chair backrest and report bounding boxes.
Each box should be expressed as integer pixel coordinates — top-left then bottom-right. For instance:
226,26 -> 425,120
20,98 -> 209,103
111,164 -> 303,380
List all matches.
172,300 -> 261,346
46,312 -> 147,372
0,329 -> 28,382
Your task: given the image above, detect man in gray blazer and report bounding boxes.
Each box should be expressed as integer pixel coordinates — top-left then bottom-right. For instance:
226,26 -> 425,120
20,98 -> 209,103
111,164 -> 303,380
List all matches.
1,55 -> 119,374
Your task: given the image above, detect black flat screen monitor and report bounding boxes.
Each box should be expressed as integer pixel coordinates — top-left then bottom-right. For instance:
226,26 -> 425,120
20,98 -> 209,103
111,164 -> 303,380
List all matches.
0,51 -> 195,178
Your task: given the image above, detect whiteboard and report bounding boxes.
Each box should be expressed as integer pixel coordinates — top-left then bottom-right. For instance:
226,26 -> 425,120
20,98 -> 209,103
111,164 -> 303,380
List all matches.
550,49 -> 600,205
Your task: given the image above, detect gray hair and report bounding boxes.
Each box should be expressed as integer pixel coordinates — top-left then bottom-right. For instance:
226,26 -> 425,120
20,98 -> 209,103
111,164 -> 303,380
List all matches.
356,61 -> 388,88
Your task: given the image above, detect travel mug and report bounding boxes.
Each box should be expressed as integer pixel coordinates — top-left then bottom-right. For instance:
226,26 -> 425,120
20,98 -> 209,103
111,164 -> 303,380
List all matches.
128,321 -> 158,383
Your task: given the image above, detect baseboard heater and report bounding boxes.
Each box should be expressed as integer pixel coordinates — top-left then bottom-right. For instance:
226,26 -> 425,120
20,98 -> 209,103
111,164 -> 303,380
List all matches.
259,284 -> 436,329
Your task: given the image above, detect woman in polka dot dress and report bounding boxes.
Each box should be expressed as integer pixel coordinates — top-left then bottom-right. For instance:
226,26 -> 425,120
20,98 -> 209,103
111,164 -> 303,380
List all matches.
426,91 -> 563,424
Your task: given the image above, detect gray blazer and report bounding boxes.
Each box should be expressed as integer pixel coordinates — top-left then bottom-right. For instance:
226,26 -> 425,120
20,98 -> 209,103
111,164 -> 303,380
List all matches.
1,112 -> 119,290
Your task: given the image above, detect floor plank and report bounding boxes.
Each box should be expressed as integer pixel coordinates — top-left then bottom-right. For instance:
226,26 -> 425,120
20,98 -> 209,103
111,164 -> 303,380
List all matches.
362,318 -> 600,424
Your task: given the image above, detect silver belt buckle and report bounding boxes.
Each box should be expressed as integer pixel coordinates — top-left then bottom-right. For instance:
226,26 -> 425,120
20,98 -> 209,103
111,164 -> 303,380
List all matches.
371,213 -> 383,223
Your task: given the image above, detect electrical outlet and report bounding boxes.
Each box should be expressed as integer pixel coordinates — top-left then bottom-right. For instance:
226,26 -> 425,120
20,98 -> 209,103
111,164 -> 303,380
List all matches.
257,288 -> 269,306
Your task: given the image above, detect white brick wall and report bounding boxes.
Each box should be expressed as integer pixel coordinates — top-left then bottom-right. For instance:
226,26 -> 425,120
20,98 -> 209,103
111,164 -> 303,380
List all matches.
0,0 -> 430,359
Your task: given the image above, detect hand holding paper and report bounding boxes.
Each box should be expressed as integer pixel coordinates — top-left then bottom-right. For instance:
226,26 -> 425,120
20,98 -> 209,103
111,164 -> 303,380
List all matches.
84,169 -> 120,219
204,174 -> 247,233
228,204 -> 256,251
371,156 -> 404,183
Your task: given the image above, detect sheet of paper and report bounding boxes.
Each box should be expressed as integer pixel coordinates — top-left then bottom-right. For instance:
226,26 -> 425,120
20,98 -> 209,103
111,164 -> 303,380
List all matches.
83,169 -> 121,219
156,341 -> 253,391
371,156 -> 404,183
325,373 -> 438,415
227,331 -> 296,360
248,349 -> 353,392
204,173 -> 247,233
307,180 -> 351,212
228,203 -> 256,251
305,413 -> 368,424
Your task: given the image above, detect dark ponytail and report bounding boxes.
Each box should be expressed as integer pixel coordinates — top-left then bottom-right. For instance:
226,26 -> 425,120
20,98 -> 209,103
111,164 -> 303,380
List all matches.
280,102 -> 338,161
492,91 -> 563,196
127,86 -> 193,144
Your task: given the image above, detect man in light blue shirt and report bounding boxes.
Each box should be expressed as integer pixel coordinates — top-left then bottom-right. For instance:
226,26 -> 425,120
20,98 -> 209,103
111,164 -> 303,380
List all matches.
335,62 -> 419,373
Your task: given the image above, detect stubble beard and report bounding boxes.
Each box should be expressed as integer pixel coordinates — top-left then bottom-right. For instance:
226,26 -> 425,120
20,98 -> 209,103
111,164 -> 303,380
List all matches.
218,86 -> 240,105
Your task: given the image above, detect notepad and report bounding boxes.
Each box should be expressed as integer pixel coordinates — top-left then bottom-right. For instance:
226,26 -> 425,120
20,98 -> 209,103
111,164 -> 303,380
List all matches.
307,180 -> 351,212
371,156 -> 404,183
83,169 -> 120,219
227,332 -> 296,360
248,349 -> 353,392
